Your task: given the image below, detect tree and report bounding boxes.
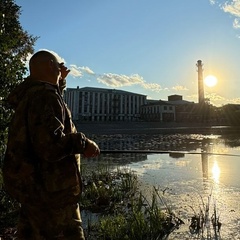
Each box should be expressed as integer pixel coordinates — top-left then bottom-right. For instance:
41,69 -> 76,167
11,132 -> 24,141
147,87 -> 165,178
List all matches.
0,0 -> 37,165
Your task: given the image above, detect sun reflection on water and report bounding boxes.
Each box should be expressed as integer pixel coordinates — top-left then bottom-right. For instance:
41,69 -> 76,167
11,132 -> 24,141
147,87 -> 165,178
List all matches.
212,160 -> 220,184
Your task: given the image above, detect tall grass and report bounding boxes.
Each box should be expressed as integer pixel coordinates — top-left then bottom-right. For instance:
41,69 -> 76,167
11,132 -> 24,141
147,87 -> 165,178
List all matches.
81,166 -> 184,240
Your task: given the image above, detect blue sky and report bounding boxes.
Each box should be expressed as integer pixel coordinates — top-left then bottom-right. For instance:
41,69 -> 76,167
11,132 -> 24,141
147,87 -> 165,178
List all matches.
15,0 -> 240,106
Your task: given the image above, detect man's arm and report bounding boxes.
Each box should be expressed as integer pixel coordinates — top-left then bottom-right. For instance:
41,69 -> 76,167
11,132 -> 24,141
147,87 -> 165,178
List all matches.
28,89 -> 99,162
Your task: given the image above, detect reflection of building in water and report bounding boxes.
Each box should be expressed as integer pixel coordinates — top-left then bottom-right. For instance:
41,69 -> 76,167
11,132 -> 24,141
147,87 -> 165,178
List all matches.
92,134 -> 203,152
201,140 -> 210,179
98,136 -> 138,151
98,153 -> 148,164
169,152 -> 185,159
201,153 -> 208,179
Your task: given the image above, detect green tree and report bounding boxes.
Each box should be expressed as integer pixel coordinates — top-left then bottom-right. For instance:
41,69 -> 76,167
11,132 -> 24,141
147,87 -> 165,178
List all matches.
0,0 -> 37,165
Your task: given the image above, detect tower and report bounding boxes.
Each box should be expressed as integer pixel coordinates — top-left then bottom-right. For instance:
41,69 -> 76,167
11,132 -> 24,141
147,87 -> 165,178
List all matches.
196,60 -> 204,104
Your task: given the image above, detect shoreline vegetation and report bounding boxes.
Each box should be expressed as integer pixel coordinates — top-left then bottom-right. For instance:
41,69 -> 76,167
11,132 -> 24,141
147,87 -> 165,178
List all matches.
0,122 -> 231,239
0,165 -> 221,240
80,164 -> 222,240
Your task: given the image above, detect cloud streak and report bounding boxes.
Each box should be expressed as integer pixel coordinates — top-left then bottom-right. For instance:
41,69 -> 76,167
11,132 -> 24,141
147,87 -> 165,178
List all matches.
212,0 -> 240,29
222,0 -> 240,17
97,73 -> 143,87
172,85 -> 188,91
96,73 -> 163,93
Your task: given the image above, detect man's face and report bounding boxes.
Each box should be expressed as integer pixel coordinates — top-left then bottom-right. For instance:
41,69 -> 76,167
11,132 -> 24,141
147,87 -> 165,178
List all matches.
50,58 -> 61,80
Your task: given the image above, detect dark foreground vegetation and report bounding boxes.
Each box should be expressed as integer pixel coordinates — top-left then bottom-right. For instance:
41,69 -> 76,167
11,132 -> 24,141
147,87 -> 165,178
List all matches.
1,164 -> 222,240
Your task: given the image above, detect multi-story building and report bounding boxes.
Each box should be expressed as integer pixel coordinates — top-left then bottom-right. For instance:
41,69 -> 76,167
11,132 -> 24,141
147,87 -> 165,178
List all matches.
167,95 -> 195,122
64,87 -> 147,121
140,100 -> 176,122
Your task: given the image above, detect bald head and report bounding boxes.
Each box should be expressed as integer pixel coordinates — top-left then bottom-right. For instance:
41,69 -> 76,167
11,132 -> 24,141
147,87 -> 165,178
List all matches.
29,50 -> 61,84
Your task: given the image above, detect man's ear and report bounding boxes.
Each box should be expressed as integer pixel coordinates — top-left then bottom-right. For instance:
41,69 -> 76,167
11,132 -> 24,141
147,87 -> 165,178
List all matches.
48,59 -> 56,73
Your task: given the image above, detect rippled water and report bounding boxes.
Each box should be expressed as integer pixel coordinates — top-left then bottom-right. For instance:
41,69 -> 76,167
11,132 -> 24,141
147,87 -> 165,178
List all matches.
83,132 -> 240,239
129,151 -> 240,239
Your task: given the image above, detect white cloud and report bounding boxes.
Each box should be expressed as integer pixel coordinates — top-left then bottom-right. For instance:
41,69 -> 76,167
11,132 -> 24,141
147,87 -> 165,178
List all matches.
222,0 -> 240,17
187,92 -> 240,106
204,92 -> 240,106
172,85 -> 188,91
233,18 -> 240,28
227,97 -> 240,104
69,65 -> 83,78
209,0 -> 216,5
81,66 -> 95,75
140,82 -> 163,92
68,65 -> 95,78
205,92 -> 225,102
96,73 -> 163,93
220,0 -> 240,30
97,73 -> 143,87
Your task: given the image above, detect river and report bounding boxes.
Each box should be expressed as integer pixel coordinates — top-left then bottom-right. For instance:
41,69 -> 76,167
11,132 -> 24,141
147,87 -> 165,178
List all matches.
80,126 -> 240,239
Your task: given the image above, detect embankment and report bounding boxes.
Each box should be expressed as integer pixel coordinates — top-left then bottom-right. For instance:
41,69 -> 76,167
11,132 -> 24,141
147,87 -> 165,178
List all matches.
75,121 -> 240,135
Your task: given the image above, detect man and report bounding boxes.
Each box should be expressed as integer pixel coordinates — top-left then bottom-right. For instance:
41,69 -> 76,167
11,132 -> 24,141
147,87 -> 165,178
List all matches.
3,50 -> 100,239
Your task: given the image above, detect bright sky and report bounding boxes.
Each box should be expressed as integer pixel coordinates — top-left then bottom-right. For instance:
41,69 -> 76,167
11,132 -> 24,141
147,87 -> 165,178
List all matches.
15,0 -> 240,106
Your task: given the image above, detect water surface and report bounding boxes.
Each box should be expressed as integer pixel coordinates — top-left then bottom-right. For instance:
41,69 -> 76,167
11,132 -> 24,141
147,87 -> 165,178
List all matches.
83,132 -> 240,239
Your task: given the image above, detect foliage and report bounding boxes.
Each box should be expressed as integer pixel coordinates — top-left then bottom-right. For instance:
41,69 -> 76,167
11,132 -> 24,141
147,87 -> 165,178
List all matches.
81,166 -> 184,240
0,189 -> 19,230
0,0 -> 37,166
221,104 -> 240,125
80,165 -> 138,213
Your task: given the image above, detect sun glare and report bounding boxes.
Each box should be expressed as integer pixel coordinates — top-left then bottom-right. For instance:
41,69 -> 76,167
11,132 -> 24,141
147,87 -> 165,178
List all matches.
212,161 -> 220,183
204,75 -> 218,87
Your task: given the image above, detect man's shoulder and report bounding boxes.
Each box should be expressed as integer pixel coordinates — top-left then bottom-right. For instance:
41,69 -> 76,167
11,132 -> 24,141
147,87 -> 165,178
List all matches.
43,82 -> 58,92
26,82 -> 59,100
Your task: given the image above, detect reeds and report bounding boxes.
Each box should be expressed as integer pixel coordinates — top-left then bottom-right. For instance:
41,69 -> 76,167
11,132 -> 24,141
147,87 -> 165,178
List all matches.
188,192 -> 222,239
81,166 -> 184,240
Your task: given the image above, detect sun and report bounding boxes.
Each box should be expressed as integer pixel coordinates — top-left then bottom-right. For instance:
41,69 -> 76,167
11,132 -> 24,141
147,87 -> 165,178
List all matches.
204,75 -> 218,87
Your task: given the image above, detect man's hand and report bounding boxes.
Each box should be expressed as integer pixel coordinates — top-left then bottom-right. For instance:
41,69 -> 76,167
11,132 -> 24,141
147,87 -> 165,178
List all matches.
83,139 -> 100,158
59,62 -> 70,80
58,63 -> 70,93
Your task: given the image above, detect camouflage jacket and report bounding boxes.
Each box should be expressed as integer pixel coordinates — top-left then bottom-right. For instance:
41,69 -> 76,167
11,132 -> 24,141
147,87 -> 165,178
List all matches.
3,78 -> 86,205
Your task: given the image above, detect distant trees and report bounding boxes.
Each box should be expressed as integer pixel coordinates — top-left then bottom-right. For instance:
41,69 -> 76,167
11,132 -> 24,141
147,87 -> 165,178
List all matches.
221,104 -> 240,125
0,0 -> 37,165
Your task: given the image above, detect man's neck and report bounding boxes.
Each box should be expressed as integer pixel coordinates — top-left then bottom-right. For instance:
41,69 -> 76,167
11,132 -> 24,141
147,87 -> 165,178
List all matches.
29,74 -> 58,85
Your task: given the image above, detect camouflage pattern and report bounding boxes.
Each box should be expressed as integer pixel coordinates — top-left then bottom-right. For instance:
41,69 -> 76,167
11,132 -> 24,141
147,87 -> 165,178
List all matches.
17,203 -> 85,240
3,78 -> 87,239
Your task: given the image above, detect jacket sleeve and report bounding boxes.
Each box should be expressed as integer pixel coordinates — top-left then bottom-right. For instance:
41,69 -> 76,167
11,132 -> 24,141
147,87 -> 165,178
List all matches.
27,88 -> 86,162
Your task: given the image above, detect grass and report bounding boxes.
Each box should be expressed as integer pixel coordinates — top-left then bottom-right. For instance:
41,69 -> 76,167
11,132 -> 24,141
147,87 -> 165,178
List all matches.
0,163 -> 222,240
80,165 -> 184,239
188,192 -> 222,239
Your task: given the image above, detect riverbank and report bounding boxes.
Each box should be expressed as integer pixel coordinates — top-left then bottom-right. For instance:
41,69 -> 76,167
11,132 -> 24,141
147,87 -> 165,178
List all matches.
75,121 -> 239,135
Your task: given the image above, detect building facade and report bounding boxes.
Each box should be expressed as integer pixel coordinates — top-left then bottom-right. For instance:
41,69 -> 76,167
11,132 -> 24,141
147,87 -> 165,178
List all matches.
64,87 -> 147,121
140,100 -> 176,122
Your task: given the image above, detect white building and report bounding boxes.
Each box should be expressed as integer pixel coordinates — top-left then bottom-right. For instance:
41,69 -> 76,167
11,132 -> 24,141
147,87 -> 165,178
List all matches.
64,87 -> 147,121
